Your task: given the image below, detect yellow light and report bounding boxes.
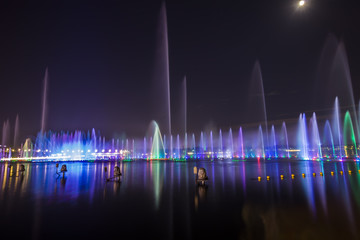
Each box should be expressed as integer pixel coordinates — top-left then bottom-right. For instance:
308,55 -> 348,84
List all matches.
299,0 -> 305,7
286,149 -> 301,152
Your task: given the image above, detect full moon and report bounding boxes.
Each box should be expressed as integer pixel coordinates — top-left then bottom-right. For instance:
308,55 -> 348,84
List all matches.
299,0 -> 305,7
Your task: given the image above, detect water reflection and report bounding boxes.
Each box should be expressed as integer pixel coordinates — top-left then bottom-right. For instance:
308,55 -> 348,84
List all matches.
0,159 -> 359,239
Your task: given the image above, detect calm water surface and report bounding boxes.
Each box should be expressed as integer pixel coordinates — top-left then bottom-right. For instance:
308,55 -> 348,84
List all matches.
0,159 -> 360,240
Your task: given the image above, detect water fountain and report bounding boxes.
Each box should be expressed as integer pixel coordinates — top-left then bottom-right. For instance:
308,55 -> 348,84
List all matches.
238,127 -> 244,159
228,128 -> 234,159
248,61 -> 268,155
176,134 -> 180,159
310,113 -> 322,159
280,122 -> 290,158
153,2 -> 171,136
323,120 -> 335,158
218,129 -> 223,158
14,115 -> 19,148
21,138 -> 33,159
343,111 -> 358,158
333,97 -> 343,159
270,125 -> 278,158
298,114 -> 309,160
182,76 -> 187,135
210,131 -> 214,159
41,68 -> 48,134
150,121 -> 165,159
0,97 -> 359,161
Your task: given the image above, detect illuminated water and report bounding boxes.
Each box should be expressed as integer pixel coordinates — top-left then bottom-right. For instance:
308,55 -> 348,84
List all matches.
1,159 -> 360,239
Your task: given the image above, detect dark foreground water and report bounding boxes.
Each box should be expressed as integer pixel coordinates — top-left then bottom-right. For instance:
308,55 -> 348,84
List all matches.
0,159 -> 360,240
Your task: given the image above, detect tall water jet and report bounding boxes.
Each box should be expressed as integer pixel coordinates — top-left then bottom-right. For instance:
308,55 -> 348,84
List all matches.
182,76 -> 187,134
324,120 -> 336,158
210,131 -> 214,158
102,137 -> 105,151
143,137 -> 147,158
163,135 -> 167,157
13,115 -> 19,147
126,139 -> 129,159
200,132 -> 204,157
238,127 -> 245,159
316,36 -> 359,141
333,97 -> 343,158
330,42 -> 359,142
184,132 -> 188,159
192,133 -> 196,158
270,125 -> 278,158
98,136 -> 101,151
248,61 -> 268,154
281,122 -> 290,158
132,139 -> 135,158
279,121 -> 290,158
310,113 -> 322,159
41,68 -> 49,134
154,2 -> 171,135
298,113 -> 309,160
358,100 -> 360,133
150,121 -> 165,159
343,111 -> 358,158
228,128 -> 234,158
176,134 -> 180,159
219,129 -> 223,158
203,132 -> 207,154
170,135 -> 173,159
257,125 -> 265,159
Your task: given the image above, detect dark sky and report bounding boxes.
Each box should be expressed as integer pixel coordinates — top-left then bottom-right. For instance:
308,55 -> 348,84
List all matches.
0,0 -> 359,141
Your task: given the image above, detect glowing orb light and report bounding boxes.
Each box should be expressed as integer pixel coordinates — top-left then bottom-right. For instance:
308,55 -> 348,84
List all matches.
299,0 -> 305,7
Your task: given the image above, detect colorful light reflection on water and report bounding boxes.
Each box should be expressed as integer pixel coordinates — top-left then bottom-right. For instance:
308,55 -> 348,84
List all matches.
1,159 -> 360,239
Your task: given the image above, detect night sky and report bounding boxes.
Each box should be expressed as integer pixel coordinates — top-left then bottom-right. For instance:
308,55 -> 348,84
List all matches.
0,0 -> 359,142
